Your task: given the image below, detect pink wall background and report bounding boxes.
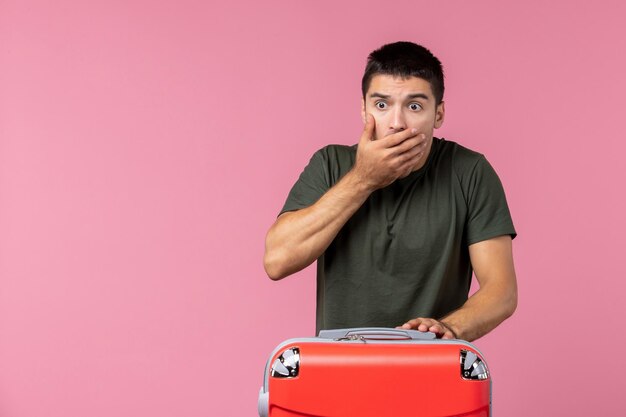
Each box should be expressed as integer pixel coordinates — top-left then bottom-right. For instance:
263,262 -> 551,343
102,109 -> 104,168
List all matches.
1,0 -> 625,415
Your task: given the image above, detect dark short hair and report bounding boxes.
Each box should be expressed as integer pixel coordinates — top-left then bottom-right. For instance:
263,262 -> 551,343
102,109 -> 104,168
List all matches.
361,41 -> 445,105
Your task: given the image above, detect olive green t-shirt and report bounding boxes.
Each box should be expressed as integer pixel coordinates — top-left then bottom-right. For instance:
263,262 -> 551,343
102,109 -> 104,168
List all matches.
280,137 -> 516,335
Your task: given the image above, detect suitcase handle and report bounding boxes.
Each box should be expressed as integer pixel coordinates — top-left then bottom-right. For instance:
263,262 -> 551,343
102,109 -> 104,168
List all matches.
318,327 -> 436,341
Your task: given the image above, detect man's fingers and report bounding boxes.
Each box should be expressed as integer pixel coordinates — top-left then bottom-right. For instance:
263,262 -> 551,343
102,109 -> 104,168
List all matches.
398,318 -> 421,329
380,128 -> 420,147
441,331 -> 455,340
429,323 -> 456,339
398,318 -> 457,339
389,134 -> 426,156
398,141 -> 425,162
440,328 -> 455,339
395,147 -> 425,178
361,113 -> 376,142
400,317 -> 432,330
429,324 -> 444,334
380,138 -> 426,179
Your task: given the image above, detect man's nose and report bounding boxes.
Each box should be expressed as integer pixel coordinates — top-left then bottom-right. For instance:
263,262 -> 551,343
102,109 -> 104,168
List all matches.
389,107 -> 407,132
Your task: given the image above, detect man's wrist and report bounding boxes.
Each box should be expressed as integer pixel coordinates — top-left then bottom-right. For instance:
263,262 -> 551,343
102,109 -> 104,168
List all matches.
344,169 -> 377,196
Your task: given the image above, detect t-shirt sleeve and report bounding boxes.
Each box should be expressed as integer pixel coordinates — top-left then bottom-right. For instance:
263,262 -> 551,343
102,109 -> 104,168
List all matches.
465,155 -> 517,245
279,148 -> 331,216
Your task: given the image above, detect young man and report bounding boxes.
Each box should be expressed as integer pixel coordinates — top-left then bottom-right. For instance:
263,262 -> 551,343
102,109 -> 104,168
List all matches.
264,41 -> 517,342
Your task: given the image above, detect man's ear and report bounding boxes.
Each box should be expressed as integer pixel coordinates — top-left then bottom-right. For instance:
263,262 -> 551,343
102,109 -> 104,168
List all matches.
434,101 -> 445,128
361,97 -> 366,124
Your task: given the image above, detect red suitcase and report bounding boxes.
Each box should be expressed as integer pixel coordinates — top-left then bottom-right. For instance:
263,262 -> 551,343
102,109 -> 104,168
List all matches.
258,328 -> 491,417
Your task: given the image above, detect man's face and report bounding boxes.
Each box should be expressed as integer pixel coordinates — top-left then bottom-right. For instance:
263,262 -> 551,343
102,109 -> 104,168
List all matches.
361,74 -> 445,168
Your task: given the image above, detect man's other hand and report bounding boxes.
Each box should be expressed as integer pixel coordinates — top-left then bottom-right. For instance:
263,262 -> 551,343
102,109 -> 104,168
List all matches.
396,317 -> 457,339
352,113 -> 427,191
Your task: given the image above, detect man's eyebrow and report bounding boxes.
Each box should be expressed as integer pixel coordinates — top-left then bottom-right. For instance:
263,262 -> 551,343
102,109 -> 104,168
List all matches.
369,93 -> 390,99
368,92 -> 430,100
407,93 -> 429,100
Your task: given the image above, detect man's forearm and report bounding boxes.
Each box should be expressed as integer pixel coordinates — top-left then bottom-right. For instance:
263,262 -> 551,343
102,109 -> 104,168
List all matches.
265,118 -> 426,280
264,170 -> 373,280
439,281 -> 517,342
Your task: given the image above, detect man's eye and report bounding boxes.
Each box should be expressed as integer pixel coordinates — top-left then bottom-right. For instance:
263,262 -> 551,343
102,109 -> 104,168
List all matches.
375,101 -> 387,109
409,103 -> 422,111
